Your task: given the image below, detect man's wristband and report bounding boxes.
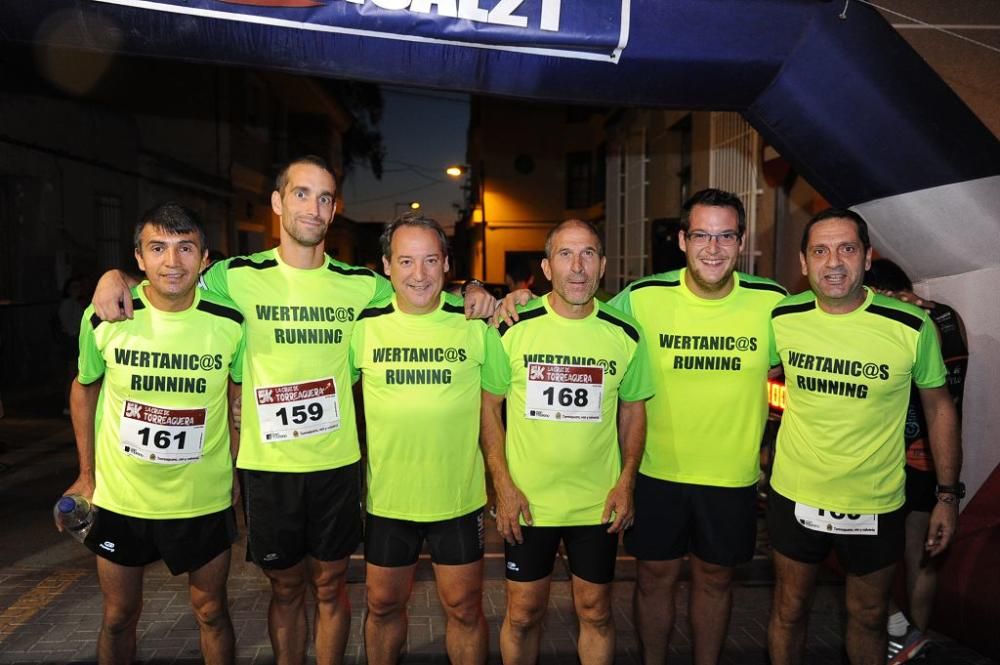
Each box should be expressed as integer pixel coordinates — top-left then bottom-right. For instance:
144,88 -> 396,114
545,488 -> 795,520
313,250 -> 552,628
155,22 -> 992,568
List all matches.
936,482 -> 966,499
461,279 -> 485,296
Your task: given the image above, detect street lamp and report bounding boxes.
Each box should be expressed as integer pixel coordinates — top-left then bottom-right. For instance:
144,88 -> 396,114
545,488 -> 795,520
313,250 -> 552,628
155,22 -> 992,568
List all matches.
446,162 -> 487,281
393,201 -> 421,218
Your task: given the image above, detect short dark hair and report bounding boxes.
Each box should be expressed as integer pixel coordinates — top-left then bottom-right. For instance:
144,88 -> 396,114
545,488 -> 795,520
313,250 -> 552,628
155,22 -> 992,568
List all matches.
544,219 -> 604,258
800,208 -> 871,254
274,155 -> 333,194
133,202 -> 206,251
865,258 -> 913,292
680,188 -> 746,236
380,212 -> 449,260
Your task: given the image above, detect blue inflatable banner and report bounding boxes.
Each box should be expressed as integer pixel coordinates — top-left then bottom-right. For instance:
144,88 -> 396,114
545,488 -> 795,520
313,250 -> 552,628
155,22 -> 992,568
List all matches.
89,0 -> 631,62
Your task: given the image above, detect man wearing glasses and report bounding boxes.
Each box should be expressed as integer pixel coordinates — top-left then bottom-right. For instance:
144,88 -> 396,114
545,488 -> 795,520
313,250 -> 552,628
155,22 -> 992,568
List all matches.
609,189 -> 786,665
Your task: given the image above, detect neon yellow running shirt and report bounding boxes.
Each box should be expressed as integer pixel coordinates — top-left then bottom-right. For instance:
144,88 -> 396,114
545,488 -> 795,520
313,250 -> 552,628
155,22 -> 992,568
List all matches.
482,295 -> 655,526
351,291 -> 502,520
78,284 -> 244,519
610,269 -> 786,487
770,289 -> 946,513
202,249 -> 392,472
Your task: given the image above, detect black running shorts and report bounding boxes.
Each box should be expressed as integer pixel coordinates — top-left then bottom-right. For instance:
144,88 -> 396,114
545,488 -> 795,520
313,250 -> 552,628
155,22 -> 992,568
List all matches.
766,489 -> 905,576
624,473 -> 757,566
241,464 -> 362,570
364,508 -> 486,567
505,524 -> 618,584
85,506 -> 236,575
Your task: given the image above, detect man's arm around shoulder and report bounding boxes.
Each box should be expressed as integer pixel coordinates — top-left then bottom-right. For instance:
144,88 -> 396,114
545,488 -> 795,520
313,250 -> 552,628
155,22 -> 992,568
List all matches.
919,385 -> 962,556
92,270 -> 141,321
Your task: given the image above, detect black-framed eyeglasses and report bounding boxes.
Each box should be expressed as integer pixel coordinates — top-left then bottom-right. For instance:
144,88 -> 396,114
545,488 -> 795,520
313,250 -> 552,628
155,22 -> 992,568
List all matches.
685,231 -> 742,246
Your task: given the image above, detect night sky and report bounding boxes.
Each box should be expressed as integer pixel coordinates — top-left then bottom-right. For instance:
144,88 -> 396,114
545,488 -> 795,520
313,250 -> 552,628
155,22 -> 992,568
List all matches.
341,86 -> 470,232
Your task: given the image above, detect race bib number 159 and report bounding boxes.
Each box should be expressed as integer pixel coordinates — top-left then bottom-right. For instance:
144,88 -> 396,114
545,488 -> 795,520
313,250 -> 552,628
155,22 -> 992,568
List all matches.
256,378 -> 339,442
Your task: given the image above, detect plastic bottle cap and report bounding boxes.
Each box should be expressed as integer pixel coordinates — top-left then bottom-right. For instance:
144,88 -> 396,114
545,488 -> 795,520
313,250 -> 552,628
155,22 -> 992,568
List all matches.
57,496 -> 77,514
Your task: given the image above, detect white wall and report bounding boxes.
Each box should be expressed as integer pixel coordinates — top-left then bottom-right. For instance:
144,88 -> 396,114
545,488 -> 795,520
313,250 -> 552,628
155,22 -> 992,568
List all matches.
915,267 -> 1000,503
857,176 -> 1000,505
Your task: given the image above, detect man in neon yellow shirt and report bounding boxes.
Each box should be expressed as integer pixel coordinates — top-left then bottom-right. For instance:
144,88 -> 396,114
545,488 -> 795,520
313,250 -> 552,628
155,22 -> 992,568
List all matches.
350,213 -> 500,665
767,209 -> 962,665
608,188 -> 786,665
90,157 -> 498,665
481,219 -> 654,665
63,203 -> 244,665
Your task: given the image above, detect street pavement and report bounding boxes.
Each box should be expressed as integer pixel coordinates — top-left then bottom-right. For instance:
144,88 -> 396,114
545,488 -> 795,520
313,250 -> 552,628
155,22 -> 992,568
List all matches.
0,413 -> 995,664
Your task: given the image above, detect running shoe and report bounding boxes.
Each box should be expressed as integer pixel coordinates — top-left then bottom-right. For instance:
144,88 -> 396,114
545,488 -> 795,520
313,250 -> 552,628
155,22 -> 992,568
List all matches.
887,628 -> 930,664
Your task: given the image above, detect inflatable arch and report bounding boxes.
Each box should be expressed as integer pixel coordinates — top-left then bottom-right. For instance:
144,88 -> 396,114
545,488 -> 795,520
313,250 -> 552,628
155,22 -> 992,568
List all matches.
5,0 -> 1000,655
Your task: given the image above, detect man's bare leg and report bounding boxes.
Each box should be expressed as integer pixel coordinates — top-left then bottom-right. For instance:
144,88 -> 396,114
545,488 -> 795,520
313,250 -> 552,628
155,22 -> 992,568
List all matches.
433,560 -> 488,665
95,557 -> 144,665
689,554 -> 735,665
903,510 -> 937,631
501,577 -> 551,665
364,562 -> 415,665
264,561 -> 309,665
188,549 -> 235,665
572,574 -> 615,665
310,556 -> 352,665
844,563 -> 896,665
768,552 -> 818,665
633,558 -> 682,664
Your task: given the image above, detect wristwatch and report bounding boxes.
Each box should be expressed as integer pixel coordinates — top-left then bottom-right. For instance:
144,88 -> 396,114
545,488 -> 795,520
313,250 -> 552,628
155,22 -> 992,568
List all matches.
461,279 -> 485,296
935,482 -> 966,504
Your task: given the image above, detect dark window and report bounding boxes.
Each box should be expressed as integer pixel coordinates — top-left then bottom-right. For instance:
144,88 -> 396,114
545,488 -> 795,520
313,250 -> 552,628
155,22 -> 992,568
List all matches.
671,115 -> 693,204
566,151 -> 592,209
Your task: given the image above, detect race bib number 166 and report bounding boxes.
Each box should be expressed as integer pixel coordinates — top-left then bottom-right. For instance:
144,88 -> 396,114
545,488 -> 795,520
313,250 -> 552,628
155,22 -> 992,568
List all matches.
794,502 -> 878,535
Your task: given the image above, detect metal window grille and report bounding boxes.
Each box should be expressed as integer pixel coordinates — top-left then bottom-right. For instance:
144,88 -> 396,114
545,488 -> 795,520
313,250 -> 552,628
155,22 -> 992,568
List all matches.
604,128 -> 648,292
709,112 -> 760,274
605,142 -> 623,289
95,195 -> 123,271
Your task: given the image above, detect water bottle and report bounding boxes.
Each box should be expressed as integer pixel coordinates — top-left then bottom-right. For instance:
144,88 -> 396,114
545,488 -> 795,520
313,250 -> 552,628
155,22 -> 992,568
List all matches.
54,495 -> 96,543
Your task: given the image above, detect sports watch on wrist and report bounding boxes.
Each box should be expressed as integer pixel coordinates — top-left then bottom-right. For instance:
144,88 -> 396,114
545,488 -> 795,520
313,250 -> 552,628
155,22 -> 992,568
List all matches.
461,279 -> 485,296
935,482 -> 966,504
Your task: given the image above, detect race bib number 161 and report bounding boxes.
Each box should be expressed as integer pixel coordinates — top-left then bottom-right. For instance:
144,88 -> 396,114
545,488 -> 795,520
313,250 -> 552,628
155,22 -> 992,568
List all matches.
119,401 -> 206,465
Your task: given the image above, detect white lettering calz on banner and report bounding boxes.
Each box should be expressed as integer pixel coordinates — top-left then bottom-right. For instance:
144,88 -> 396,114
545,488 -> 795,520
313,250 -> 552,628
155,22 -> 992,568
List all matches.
343,0 -> 561,32
88,0 -> 629,63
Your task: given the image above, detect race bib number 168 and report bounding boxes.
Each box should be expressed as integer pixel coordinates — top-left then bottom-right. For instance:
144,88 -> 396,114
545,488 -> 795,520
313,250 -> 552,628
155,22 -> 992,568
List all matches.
525,363 -> 603,422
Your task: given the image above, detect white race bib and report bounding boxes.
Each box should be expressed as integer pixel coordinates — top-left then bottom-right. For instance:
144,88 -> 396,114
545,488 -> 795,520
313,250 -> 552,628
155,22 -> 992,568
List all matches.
794,502 -> 878,535
119,400 -> 206,465
255,378 -> 339,442
524,363 -> 603,422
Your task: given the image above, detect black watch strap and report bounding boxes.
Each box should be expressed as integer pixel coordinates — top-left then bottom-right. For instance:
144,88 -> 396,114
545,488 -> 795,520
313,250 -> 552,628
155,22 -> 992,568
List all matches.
936,482 -> 966,499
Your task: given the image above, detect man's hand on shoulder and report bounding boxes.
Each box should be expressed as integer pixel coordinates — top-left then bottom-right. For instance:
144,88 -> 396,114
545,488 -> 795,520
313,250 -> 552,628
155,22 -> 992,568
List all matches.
493,289 -> 534,328
93,270 -> 139,321
463,283 -> 499,320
